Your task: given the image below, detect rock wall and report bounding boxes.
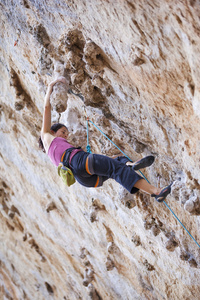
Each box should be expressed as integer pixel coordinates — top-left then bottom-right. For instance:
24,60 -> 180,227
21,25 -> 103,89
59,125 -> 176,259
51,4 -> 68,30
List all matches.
1,0 -> 200,299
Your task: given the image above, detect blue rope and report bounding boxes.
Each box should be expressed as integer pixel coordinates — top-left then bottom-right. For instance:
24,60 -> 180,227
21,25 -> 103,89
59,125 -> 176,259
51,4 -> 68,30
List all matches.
86,118 -> 200,249
163,201 -> 200,248
88,120 -> 150,182
86,118 -> 92,153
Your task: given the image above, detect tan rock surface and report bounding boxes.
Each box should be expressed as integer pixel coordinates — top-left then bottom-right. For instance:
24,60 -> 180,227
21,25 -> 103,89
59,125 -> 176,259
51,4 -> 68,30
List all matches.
0,1 -> 200,299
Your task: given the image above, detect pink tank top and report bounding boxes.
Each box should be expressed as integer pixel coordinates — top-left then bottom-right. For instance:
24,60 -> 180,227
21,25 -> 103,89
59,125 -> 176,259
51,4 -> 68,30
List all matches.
48,137 -> 83,166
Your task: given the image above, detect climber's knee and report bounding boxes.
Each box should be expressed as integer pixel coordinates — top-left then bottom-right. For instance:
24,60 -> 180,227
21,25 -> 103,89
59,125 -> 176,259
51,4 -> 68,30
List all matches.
85,154 -> 95,175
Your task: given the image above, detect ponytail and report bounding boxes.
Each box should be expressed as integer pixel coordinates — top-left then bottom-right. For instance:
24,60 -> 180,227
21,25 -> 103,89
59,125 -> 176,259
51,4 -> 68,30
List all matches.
38,136 -> 46,153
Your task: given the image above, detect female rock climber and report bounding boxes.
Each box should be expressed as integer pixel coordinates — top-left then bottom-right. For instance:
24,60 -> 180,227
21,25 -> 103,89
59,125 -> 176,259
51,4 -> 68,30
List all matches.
39,77 -> 172,202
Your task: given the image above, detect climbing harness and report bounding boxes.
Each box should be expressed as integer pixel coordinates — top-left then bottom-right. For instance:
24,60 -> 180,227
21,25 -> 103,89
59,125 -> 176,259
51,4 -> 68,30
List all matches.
86,116 -> 200,249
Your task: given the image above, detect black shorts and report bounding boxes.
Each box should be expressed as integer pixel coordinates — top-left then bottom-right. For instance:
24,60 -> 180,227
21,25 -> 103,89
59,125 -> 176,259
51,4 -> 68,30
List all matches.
67,152 -> 143,194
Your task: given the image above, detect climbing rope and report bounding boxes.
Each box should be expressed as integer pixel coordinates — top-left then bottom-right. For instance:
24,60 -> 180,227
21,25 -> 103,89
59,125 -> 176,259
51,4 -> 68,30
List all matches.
88,119 -> 150,182
86,117 -> 92,153
69,88 -> 200,249
68,89 -> 92,153
86,117 -> 200,249
163,201 -> 200,248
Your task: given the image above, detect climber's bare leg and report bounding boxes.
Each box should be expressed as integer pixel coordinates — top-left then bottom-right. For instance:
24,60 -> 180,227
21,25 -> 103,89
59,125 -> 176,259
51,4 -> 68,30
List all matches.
134,179 -> 161,195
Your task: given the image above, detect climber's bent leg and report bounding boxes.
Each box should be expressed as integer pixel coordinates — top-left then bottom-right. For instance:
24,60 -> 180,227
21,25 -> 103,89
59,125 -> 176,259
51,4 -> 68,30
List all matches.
69,152 -> 108,188
86,153 -> 145,194
70,152 -> 160,194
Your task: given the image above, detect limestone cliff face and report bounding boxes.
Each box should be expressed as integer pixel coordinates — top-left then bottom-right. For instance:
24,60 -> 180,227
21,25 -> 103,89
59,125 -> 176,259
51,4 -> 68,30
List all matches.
1,1 -> 200,299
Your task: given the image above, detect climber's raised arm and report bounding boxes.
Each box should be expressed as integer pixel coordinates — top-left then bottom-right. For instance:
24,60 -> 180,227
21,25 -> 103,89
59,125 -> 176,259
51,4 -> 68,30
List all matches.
41,83 -> 53,135
41,77 -> 67,135
40,77 -> 68,152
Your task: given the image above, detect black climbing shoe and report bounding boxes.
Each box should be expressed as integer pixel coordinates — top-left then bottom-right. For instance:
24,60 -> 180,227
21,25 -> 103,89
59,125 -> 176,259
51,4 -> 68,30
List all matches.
151,183 -> 173,202
132,155 -> 155,171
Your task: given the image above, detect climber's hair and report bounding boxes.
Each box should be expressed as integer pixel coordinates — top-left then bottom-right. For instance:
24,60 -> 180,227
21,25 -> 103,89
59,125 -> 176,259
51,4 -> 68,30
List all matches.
50,123 -> 67,133
38,123 -> 68,153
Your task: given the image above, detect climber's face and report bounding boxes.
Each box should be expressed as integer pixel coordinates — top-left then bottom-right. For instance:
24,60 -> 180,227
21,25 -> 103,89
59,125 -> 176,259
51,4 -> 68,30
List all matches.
54,126 -> 69,139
